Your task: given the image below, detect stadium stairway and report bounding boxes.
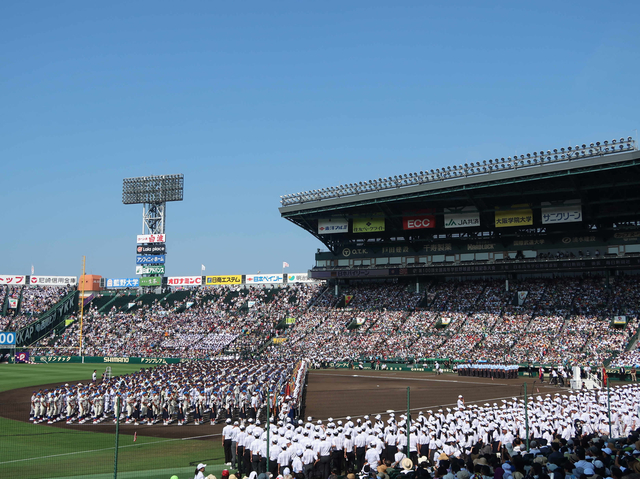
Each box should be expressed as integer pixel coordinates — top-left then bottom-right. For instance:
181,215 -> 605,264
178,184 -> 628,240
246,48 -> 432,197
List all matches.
91,295 -> 117,312
101,293 -> 139,312
306,285 -> 331,308
1,285 -> 8,315
14,285 -> 25,315
124,292 -> 163,311
163,289 -> 192,307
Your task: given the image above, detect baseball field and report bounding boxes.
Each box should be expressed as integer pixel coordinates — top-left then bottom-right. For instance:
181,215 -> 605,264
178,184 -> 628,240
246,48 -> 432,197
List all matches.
0,363 -> 558,479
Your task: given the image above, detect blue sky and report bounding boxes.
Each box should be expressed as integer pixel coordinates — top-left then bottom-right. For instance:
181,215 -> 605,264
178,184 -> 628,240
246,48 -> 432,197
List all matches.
1,1 -> 638,278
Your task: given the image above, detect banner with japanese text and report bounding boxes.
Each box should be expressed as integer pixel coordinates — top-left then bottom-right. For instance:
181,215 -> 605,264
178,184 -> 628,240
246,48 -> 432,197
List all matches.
0,275 -> 26,285
541,200 -> 582,224
353,217 -> 385,233
495,204 -> 533,228
444,206 -> 480,228
206,275 -> 242,285
167,276 -> 202,286
29,276 -> 77,286
318,218 -> 349,234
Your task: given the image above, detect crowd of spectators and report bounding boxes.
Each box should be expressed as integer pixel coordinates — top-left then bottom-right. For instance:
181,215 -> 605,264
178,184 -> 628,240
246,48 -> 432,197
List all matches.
31,284 -> 322,358
24,274 -> 640,367
0,285 -> 69,331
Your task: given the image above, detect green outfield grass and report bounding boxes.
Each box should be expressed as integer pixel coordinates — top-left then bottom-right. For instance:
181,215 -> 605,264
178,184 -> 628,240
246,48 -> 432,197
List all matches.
0,363 -> 225,479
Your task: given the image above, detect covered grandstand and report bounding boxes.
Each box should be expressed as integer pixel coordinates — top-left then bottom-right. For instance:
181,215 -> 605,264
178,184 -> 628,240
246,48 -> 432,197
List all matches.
280,137 -> 640,278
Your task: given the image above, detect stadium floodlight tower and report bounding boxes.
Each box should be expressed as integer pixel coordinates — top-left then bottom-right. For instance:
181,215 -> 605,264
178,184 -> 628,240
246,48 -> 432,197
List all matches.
122,174 -> 184,234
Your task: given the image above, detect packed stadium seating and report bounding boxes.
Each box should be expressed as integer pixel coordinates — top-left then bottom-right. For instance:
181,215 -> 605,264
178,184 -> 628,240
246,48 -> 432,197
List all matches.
0,285 -> 71,331
22,274 -> 640,366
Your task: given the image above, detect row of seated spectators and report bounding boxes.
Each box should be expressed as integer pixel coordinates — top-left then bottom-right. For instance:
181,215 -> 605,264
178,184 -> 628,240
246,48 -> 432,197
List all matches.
31,283 -> 321,358
0,285 -> 69,331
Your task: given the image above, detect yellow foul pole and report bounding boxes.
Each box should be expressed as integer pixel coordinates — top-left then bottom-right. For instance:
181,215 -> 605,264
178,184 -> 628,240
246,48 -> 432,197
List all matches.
79,256 -> 86,362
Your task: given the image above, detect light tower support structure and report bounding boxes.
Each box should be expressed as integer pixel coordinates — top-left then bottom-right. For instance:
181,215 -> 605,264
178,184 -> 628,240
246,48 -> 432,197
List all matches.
142,202 -> 166,235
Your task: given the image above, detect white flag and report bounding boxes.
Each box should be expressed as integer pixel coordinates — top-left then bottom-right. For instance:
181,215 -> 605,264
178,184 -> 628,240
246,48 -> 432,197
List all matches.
201,264 -> 206,271
31,265 -> 34,275
283,262 -> 289,268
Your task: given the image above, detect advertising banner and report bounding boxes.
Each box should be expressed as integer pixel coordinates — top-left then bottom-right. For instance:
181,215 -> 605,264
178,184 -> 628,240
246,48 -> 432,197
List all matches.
136,244 -> 166,255
16,292 -> 78,346
106,278 -> 140,288
15,351 -> 29,363
613,315 -> 627,325
353,217 -> 385,233
517,291 -> 528,306
287,273 -> 312,283
402,209 -> 436,230
29,276 -> 77,286
8,298 -> 18,309
318,218 -> 349,234
206,275 -> 242,285
495,204 -> 533,228
167,276 -> 202,286
136,265 -> 165,275
0,332 -> 16,345
136,234 -> 166,244
136,255 -> 165,265
0,275 -> 26,285
272,338 -> 288,344
140,277 -> 162,287
444,206 -> 481,228
541,200 -> 582,224
286,317 -> 296,324
246,274 -> 283,284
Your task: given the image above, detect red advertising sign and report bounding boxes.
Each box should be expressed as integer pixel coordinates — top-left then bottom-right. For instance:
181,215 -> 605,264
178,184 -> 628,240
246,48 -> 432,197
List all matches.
137,234 -> 166,244
0,275 -> 26,285
167,276 -> 202,286
402,209 -> 436,230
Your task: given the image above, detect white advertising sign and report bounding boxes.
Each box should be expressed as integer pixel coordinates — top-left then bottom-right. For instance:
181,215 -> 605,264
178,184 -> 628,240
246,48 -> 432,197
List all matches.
0,275 -> 26,285
30,276 -> 77,286
136,234 -> 166,244
318,218 -> 349,235
541,200 -> 582,224
106,278 -> 139,289
246,274 -> 283,284
287,273 -> 313,283
167,276 -> 202,286
444,207 -> 480,228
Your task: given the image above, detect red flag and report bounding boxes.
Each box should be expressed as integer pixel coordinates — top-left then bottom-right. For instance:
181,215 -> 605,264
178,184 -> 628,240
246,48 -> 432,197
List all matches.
133,431 -> 137,442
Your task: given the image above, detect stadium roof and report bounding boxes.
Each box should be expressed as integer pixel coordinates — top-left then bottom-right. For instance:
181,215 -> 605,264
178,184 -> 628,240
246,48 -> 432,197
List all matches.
280,137 -> 636,214
279,137 -> 640,253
